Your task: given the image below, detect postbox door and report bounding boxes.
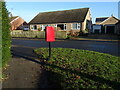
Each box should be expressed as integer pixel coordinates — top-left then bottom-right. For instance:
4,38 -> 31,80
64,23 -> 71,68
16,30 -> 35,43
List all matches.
46,26 -> 55,42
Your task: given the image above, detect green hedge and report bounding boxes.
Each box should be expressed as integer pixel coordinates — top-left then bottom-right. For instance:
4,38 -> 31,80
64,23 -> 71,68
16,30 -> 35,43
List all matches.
0,1 -> 2,68
2,1 -> 11,67
34,48 -> 120,89
11,31 -> 67,39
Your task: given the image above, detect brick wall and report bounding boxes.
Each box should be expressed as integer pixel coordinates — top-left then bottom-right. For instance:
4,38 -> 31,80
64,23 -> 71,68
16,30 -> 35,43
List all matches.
10,17 -> 25,30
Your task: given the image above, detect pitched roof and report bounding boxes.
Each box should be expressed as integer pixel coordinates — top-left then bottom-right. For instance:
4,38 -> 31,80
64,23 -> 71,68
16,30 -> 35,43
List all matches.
95,17 -> 109,23
10,16 -> 19,22
29,8 -> 89,24
23,21 -> 29,25
99,16 -> 119,25
116,20 -> 120,25
10,16 -> 25,30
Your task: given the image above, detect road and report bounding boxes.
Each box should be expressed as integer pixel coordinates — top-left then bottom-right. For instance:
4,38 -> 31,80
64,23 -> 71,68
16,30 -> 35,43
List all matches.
12,38 -> 119,56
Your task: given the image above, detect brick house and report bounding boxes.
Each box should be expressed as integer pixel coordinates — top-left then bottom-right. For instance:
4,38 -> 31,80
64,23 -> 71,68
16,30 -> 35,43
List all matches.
92,16 -> 120,34
10,16 -> 29,30
29,8 -> 92,33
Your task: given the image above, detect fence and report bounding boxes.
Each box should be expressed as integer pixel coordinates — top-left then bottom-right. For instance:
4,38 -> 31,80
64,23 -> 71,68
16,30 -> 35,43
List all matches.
11,30 -> 68,39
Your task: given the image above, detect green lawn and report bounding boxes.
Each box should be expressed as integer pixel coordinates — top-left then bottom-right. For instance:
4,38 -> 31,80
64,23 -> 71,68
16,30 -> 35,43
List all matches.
34,48 -> 120,89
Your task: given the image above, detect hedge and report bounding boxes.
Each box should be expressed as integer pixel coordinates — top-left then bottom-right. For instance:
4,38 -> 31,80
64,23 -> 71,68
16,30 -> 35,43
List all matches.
0,1 -> 2,68
34,48 -> 120,89
11,30 -> 68,39
2,1 -> 11,67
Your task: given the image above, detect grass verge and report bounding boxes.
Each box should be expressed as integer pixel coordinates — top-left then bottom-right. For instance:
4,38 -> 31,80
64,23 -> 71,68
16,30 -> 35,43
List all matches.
34,48 -> 120,89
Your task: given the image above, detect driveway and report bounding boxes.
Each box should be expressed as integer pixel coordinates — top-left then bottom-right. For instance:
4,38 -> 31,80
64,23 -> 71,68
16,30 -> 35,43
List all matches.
12,38 -> 119,56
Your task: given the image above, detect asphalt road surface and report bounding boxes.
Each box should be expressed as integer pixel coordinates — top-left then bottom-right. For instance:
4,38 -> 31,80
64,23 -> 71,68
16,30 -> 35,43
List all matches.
12,38 -> 119,57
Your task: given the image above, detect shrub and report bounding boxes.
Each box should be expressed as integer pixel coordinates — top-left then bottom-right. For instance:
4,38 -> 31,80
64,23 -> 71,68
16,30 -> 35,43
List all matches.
79,29 -> 89,36
38,27 -> 42,31
67,30 -> 79,38
0,2 -> 2,67
34,48 -> 120,89
35,35 -> 38,38
2,1 -> 11,67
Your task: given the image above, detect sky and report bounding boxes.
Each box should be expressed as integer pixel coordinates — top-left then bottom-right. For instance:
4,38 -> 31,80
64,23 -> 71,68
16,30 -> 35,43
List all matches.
6,2 -> 119,23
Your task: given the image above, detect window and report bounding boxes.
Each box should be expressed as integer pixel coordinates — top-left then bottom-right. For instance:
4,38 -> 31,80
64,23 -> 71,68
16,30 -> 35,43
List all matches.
43,25 -> 48,30
72,23 -> 77,29
47,24 -> 52,26
77,23 -> 80,29
55,24 -> 57,27
57,24 -> 64,30
40,25 -> 43,31
57,24 -> 67,30
33,25 -> 37,30
72,23 -> 81,29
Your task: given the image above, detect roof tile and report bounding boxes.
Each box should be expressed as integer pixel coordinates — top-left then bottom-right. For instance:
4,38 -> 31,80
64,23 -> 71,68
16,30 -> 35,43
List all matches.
29,8 -> 89,24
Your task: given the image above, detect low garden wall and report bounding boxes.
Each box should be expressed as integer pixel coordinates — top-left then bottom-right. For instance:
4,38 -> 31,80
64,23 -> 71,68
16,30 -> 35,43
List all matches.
11,30 -> 68,39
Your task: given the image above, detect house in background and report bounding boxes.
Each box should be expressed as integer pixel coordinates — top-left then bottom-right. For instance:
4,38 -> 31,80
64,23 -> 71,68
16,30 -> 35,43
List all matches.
10,16 -> 29,30
92,16 -> 120,34
115,20 -> 120,34
29,8 -> 92,33
22,22 -> 30,31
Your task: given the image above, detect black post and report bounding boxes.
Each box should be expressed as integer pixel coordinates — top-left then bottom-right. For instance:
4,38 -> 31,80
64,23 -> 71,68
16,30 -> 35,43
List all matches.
48,42 -> 51,60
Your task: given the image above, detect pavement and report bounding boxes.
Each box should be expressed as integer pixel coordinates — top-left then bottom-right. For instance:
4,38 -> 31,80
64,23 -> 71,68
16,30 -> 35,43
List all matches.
2,46 -> 48,88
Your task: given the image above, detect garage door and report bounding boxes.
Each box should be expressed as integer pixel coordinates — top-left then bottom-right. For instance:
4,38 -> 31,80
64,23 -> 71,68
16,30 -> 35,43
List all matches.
106,26 -> 115,34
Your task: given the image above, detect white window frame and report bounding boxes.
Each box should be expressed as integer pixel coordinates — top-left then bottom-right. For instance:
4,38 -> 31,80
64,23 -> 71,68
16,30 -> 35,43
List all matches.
55,24 -> 57,27
57,24 -> 66,30
72,23 -> 81,30
64,24 -> 67,30
42,25 -> 48,31
31,25 -> 37,30
39,25 -> 43,31
31,25 -> 34,30
77,23 -> 80,29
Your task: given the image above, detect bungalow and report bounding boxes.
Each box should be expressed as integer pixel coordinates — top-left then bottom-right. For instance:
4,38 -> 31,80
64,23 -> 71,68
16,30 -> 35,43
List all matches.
29,8 -> 92,33
10,16 -> 29,30
92,16 -> 120,34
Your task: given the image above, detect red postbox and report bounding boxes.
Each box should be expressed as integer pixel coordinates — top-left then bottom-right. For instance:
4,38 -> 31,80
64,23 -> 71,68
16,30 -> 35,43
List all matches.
45,26 -> 55,42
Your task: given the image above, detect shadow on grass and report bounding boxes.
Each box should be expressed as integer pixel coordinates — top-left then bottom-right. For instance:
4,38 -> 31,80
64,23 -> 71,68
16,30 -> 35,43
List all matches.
12,50 -> 120,89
